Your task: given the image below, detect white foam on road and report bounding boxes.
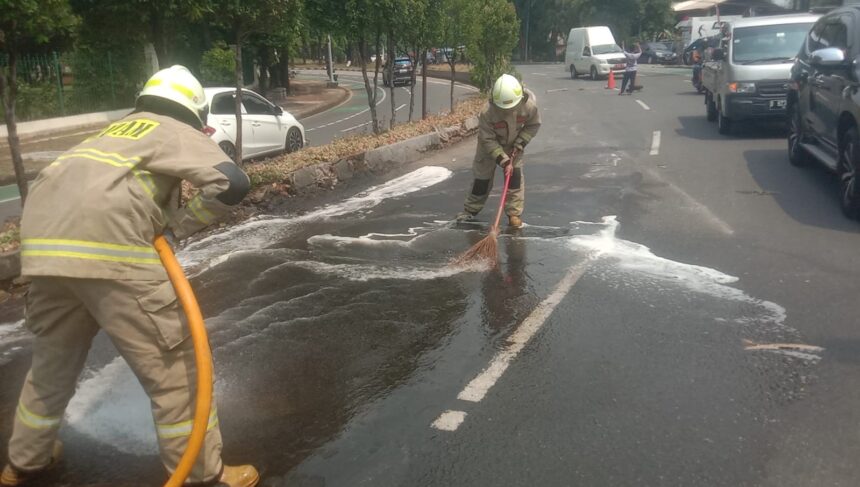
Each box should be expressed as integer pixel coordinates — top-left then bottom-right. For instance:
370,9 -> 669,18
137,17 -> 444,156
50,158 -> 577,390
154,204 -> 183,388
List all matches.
179,166 -> 453,270
288,259 -> 489,282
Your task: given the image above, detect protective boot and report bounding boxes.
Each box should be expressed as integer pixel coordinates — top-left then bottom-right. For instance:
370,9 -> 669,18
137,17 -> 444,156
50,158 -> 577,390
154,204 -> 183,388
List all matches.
214,465 -> 260,487
508,215 -> 523,229
0,441 -> 63,486
456,211 -> 477,222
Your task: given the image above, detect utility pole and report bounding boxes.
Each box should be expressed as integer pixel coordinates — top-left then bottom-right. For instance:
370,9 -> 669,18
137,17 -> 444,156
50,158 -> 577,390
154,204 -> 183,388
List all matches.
422,54 -> 428,119
326,35 -> 334,83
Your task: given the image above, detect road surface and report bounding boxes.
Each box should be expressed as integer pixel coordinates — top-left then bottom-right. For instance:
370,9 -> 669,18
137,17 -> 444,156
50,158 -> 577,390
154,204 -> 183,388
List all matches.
1,64 -> 859,486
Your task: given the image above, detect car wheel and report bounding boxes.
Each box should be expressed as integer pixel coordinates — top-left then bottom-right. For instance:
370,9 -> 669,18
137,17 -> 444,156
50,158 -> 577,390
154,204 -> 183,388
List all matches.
787,105 -> 809,167
839,127 -> 860,219
590,66 -> 598,81
570,64 -> 577,79
286,127 -> 303,153
706,92 -> 717,122
219,141 -> 237,162
717,104 -> 732,135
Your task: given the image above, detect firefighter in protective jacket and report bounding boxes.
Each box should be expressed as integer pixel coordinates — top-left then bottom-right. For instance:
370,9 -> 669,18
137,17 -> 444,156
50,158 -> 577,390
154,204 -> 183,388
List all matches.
1,66 -> 259,487
458,74 -> 541,228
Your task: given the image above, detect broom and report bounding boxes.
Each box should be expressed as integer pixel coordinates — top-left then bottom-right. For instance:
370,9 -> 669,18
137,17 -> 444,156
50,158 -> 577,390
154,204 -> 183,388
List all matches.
454,149 -> 518,266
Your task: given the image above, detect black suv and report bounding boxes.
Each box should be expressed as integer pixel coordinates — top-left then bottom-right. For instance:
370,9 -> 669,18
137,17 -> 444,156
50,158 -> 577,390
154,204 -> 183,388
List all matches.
382,57 -> 415,87
788,6 -> 860,218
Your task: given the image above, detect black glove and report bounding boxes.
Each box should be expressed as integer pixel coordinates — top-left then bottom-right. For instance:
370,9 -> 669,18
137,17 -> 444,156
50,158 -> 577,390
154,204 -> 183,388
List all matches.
496,153 -> 512,168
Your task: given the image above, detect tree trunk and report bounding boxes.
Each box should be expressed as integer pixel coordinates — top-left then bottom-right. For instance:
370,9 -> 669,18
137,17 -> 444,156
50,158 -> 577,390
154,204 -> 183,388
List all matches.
388,28 -> 396,129
149,8 -> 169,67
422,49 -> 428,120
259,47 -> 270,95
449,59 -> 456,112
357,33 -> 381,135
0,54 -> 28,205
408,48 -> 420,123
372,29 -> 383,134
234,25 -> 244,165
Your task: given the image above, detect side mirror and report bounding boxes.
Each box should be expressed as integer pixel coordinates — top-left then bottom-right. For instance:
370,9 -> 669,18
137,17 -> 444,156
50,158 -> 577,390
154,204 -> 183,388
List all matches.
274,105 -> 283,116
712,48 -> 725,61
811,47 -> 847,67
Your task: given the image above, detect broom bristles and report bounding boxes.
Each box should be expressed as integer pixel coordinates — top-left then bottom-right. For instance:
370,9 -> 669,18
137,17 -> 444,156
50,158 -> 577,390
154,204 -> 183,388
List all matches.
453,230 -> 499,266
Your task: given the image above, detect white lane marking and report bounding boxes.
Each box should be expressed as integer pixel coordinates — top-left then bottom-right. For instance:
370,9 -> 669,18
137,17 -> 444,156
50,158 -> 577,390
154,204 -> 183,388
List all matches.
0,196 -> 20,204
306,84 -> 387,133
530,72 -> 547,76
644,168 -> 735,236
636,100 -> 651,111
431,410 -> 467,431
396,103 -> 406,111
650,130 -> 661,156
340,121 -> 370,133
456,261 -> 591,404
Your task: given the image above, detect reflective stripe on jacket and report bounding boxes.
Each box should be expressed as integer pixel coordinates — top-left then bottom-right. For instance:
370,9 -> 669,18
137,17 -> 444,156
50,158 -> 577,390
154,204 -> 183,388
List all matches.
475,88 -> 541,164
21,112 -> 248,280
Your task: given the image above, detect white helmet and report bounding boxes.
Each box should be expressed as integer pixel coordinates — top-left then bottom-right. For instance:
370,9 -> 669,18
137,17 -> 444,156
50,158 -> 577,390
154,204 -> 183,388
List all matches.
136,65 -> 207,125
491,74 -> 524,109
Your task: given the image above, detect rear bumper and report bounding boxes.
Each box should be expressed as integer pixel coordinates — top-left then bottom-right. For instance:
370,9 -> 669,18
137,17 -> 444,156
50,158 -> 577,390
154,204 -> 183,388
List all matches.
725,94 -> 788,121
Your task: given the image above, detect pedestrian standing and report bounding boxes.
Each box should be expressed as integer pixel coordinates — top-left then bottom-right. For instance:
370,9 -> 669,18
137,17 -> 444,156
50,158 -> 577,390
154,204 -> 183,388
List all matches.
620,43 -> 642,95
1,66 -> 259,487
456,74 -> 541,229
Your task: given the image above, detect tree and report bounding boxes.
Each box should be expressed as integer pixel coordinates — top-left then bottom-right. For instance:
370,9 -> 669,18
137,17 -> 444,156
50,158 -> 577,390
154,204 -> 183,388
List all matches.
468,0 -> 519,92
0,0 -> 78,205
438,0 -> 474,110
211,0 -> 292,163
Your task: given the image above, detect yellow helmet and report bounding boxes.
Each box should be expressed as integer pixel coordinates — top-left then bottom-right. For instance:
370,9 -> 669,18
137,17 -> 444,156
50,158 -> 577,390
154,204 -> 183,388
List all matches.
136,65 -> 207,125
492,74 -> 523,109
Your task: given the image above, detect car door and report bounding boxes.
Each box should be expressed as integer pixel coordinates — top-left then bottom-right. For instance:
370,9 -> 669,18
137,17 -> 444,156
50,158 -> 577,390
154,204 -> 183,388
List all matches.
209,92 -> 251,151
810,15 -> 851,149
242,91 -> 285,155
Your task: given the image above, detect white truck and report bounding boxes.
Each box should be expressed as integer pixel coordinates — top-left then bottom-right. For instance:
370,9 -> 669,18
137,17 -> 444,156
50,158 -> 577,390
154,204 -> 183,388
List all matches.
701,13 -> 820,135
565,26 -> 627,80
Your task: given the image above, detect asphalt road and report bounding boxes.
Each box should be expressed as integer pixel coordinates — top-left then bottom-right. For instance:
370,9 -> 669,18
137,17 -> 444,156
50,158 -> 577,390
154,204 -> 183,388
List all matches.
0,71 -> 476,222
1,64 -> 860,486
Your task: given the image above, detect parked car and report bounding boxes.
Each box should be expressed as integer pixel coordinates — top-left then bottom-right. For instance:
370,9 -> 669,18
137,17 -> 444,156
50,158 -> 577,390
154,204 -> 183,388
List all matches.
565,26 -> 627,80
204,88 -> 305,162
382,57 -> 415,86
641,42 -> 678,64
701,13 -> 819,135
788,6 -> 860,218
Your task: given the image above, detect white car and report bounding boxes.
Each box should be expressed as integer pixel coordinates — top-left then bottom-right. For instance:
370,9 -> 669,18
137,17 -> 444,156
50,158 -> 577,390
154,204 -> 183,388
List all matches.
203,87 -> 305,161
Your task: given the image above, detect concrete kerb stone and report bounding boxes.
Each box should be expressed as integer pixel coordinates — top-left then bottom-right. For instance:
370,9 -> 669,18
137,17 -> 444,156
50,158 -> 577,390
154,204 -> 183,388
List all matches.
0,251 -> 21,281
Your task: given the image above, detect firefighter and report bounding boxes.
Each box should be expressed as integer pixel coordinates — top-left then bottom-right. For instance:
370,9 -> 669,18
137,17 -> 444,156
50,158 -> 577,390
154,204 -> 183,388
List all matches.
457,74 -> 541,228
1,66 -> 258,487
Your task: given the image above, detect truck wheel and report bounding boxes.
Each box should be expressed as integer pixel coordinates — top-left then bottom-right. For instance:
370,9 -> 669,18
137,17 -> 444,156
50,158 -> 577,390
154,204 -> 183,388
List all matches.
590,66 -> 598,81
706,93 -> 717,122
787,105 -> 809,167
717,105 -> 732,135
839,127 -> 860,219
570,64 -> 577,79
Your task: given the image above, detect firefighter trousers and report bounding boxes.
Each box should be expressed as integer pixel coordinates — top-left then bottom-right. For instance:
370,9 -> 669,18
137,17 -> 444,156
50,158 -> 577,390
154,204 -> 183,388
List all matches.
8,277 -> 222,483
463,157 -> 525,217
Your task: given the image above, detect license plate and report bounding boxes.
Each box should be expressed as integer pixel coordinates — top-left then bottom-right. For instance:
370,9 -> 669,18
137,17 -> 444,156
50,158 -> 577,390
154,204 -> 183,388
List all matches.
614,64 -> 625,69
770,99 -> 787,109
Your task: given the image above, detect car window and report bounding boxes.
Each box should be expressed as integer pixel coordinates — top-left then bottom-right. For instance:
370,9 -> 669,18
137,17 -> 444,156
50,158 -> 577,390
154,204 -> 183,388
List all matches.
210,93 -> 235,115
732,22 -> 814,64
243,94 -> 273,115
809,17 -> 847,52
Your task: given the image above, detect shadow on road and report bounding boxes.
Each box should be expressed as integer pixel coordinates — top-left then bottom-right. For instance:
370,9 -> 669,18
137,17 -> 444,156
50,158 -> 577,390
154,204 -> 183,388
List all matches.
677,115 -> 786,141
745,149 -> 859,232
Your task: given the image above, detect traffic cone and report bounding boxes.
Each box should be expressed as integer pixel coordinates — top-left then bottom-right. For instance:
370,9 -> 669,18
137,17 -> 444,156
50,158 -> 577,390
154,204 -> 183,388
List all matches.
606,70 -> 616,90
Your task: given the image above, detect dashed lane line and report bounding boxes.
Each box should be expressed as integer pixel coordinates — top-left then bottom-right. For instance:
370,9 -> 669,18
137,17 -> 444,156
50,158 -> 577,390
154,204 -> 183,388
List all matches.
650,130 -> 661,156
306,85 -> 387,133
339,103 -> 407,133
432,260 -> 592,431
636,99 -> 651,111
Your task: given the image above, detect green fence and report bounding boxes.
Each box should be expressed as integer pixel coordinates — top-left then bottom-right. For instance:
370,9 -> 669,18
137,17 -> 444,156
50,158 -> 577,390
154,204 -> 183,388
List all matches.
1,52 -> 137,123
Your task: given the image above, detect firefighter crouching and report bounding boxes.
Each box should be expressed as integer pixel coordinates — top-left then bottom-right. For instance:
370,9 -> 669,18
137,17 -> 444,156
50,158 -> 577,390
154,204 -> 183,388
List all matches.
1,66 -> 259,487
457,74 -> 541,228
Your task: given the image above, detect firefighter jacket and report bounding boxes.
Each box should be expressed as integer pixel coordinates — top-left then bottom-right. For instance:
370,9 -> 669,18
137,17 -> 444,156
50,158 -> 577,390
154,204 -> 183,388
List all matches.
20,111 -> 250,281
475,88 -> 541,164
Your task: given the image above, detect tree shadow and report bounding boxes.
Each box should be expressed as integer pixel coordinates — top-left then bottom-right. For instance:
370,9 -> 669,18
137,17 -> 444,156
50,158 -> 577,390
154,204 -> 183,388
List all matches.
744,149 -> 859,232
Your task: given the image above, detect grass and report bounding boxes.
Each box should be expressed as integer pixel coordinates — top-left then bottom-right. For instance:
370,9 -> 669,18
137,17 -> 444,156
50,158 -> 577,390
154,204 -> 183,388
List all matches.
0,219 -> 20,253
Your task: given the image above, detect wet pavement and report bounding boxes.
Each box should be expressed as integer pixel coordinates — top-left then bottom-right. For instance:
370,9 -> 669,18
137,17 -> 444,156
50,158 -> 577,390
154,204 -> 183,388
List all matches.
1,64 -> 859,486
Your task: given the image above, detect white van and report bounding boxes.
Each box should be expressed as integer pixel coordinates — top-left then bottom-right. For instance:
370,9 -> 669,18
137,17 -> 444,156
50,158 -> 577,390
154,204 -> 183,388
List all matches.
565,26 -> 627,80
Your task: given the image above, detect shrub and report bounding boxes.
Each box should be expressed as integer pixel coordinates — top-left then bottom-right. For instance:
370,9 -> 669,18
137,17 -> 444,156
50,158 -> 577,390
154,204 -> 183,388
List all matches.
201,44 -> 235,87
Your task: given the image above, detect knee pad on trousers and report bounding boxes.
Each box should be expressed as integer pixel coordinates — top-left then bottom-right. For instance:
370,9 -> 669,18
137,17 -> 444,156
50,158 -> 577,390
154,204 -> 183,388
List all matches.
509,168 -> 522,190
471,178 -> 491,196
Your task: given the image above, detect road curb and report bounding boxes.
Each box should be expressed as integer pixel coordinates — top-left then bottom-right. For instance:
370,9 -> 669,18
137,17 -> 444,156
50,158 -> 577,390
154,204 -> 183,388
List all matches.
286,115 -> 479,192
0,250 -> 20,281
291,85 -> 352,120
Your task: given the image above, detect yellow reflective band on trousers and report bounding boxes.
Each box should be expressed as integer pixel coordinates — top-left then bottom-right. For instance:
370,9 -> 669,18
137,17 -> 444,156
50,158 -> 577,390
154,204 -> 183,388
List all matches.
156,409 -> 219,440
21,239 -> 162,265
54,148 -> 157,198
16,402 -> 61,430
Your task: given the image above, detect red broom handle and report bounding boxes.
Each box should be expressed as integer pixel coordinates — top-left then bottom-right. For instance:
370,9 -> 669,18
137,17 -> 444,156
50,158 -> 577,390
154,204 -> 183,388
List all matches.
492,168 -> 512,231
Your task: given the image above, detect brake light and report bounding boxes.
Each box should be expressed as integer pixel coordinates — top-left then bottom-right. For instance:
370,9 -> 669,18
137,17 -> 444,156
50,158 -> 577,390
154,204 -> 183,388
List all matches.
202,126 -> 217,137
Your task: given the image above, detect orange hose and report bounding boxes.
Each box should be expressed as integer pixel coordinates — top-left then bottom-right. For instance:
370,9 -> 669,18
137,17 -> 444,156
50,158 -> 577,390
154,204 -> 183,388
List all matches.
154,236 -> 214,487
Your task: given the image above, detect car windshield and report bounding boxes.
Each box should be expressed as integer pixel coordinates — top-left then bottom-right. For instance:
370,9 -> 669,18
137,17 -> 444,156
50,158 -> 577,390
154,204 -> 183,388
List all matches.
592,44 -> 622,55
731,22 -> 813,64
649,42 -> 671,51
395,59 -> 411,66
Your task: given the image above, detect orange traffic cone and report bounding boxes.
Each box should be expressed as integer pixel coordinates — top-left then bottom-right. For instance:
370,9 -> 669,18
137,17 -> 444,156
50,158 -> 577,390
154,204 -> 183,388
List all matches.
606,70 -> 616,90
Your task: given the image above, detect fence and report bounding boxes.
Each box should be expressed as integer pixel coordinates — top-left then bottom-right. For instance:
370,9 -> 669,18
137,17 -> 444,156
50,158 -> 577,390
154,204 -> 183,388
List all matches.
1,52 -> 136,123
